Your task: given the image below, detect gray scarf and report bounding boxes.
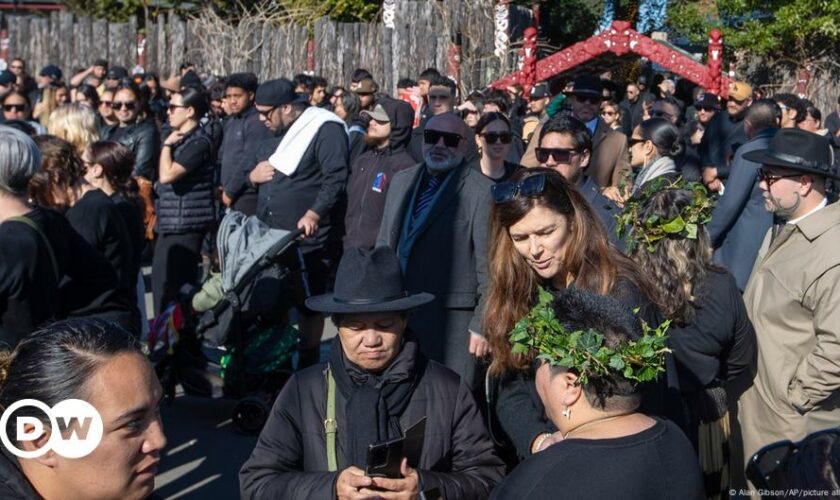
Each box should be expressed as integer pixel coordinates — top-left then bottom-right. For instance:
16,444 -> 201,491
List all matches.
633,156 -> 677,195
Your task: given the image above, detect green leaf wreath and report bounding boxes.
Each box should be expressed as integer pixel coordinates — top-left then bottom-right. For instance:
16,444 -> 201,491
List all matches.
509,287 -> 671,385
615,177 -> 714,253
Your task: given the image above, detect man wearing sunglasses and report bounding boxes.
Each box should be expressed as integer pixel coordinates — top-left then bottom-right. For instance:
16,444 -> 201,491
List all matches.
218,73 -> 273,214
378,112 -> 493,391
409,75 -> 458,163
700,80 -> 753,193
523,74 -> 630,192
706,100 -> 779,291
735,128 -> 840,483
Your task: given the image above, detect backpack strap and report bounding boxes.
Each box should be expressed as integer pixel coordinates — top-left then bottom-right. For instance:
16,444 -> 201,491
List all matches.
5,215 -> 60,282
325,365 -> 338,472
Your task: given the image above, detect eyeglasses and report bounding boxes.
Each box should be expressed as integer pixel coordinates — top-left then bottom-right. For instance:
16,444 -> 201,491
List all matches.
492,173 -> 547,204
481,131 -> 513,145
3,104 -> 25,112
257,106 -> 277,119
628,137 -> 647,147
424,129 -> 463,148
428,94 -> 451,101
697,106 -> 716,112
113,101 -> 136,111
746,428 -> 840,489
535,147 -> 579,164
100,101 -> 112,108
168,104 -> 186,113
575,95 -> 601,105
757,168 -> 802,187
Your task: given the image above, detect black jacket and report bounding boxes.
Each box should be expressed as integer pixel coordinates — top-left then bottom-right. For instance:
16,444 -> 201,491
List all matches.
698,112 -> 746,177
239,347 -> 504,499
577,175 -> 623,250
220,106 -> 274,209
155,125 -> 217,233
0,450 -> 38,499
103,119 -> 160,180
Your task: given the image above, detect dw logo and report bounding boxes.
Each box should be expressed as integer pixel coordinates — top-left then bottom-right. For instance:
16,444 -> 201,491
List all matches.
0,399 -> 103,459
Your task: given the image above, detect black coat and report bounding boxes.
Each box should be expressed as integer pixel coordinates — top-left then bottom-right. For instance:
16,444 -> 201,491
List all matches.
0,449 -> 38,499
103,119 -> 160,180
220,106 -> 274,210
239,348 -> 504,499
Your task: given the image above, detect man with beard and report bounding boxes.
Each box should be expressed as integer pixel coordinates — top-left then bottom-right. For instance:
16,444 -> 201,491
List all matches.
700,81 -> 752,192
737,129 -> 840,483
249,78 -> 349,369
409,75 -> 458,162
344,101 -> 416,250
377,112 -> 492,390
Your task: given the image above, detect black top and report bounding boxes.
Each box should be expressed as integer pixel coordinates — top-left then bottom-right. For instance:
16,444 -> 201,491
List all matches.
490,419 -> 704,500
220,106 -> 274,203
667,267 -> 757,393
483,161 -> 521,184
111,192 -> 145,282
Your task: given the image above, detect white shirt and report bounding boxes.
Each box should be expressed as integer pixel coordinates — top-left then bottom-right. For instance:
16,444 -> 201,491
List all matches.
787,197 -> 828,225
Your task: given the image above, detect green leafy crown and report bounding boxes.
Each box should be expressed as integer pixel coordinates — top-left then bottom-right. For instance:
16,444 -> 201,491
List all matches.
615,177 -> 714,253
509,287 -> 671,385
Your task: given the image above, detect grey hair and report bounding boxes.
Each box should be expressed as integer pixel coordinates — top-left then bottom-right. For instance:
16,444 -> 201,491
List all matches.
0,125 -> 41,195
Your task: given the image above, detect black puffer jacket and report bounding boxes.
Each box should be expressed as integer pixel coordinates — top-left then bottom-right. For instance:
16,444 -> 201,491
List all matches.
240,338 -> 505,499
103,119 -> 161,180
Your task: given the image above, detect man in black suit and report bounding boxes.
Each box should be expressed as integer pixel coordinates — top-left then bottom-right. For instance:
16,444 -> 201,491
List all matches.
377,112 -> 492,390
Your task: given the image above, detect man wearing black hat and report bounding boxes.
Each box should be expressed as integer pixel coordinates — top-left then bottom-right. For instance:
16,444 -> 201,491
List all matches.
239,247 -> 504,500
737,128 -> 840,478
344,100 -> 416,250
249,77 -> 348,369
103,66 -> 129,90
707,99 -> 779,290
218,72 -> 272,215
522,82 -> 551,146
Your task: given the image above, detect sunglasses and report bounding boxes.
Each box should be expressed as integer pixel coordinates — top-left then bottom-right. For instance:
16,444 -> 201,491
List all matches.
535,147 -> 579,164
575,95 -> 601,105
757,168 -> 802,187
257,106 -> 277,118
424,129 -> 463,148
492,173 -> 547,204
168,104 -> 186,113
746,428 -> 840,489
481,132 -> 513,144
428,94 -> 451,101
3,104 -> 25,112
697,106 -> 716,112
113,101 -> 136,111
601,110 -> 617,116
628,137 -> 647,147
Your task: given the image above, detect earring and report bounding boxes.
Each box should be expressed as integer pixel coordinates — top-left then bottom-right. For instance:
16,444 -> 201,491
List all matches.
477,146 -> 483,157
562,406 -> 571,419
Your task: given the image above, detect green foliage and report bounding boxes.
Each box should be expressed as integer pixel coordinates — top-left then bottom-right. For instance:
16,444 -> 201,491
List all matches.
509,287 -> 671,385
666,0 -> 840,59
615,177 -> 714,253
513,0 -> 602,49
61,0 -> 148,22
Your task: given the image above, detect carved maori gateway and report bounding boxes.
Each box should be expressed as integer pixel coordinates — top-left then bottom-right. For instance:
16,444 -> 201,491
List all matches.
490,20 -> 730,100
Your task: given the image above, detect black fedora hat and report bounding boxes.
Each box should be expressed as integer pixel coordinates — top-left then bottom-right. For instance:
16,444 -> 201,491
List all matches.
306,247 -> 434,314
569,74 -> 603,98
743,128 -> 839,179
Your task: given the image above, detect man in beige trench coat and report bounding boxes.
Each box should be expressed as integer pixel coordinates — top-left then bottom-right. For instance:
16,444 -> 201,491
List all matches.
738,128 -> 840,473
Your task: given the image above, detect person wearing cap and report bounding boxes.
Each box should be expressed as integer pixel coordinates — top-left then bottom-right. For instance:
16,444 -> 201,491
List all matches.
522,82 -> 551,145
736,129 -> 840,480
707,99 -> 779,291
36,64 -> 62,90
69,58 -> 108,88
217,72 -> 272,215
239,247 -> 504,500
354,78 -> 379,112
344,99 -> 416,250
103,66 -> 129,90
249,77 -> 348,369
699,80 -> 753,193
377,112 -> 493,390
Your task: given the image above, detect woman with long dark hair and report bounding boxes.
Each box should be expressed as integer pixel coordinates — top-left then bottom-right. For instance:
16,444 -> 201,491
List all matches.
152,87 -> 217,315
0,318 -> 166,499
626,184 -> 756,497
484,168 -> 676,464
474,112 -> 520,182
628,118 -> 682,194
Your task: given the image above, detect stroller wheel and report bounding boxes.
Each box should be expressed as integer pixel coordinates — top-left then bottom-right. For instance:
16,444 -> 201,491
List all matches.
232,397 -> 270,435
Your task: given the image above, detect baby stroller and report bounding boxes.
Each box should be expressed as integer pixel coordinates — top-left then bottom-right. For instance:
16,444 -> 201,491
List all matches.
150,211 -> 304,434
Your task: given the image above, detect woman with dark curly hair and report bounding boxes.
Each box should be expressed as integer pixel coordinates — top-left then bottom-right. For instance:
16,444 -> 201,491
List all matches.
626,185 -> 756,497
484,168 -> 680,465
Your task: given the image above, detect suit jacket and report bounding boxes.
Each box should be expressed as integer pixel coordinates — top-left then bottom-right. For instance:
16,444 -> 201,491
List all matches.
377,161 -> 493,388
739,201 -> 840,464
707,128 -> 776,290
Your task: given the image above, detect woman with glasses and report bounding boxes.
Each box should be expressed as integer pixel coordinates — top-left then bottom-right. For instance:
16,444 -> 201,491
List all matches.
97,89 -> 119,130
475,112 -> 520,182
600,100 -> 622,131
626,185 -> 756,497
101,83 -> 160,183
152,87 -> 217,315
2,91 -> 45,134
628,118 -> 682,197
484,168 -> 677,464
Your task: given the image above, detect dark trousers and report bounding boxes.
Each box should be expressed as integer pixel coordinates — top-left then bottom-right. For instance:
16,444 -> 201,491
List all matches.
152,232 -> 204,316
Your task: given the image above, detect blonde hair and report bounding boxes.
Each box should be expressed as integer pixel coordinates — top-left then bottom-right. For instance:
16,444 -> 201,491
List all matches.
47,103 -> 100,156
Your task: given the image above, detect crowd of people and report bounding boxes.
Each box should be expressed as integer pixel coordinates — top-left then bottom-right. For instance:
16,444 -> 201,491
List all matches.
0,53 -> 839,500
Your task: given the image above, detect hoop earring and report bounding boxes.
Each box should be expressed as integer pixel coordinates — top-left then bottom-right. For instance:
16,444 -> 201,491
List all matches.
562,406 -> 571,419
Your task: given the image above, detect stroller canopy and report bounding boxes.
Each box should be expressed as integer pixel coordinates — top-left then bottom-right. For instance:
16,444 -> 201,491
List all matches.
217,211 -> 295,293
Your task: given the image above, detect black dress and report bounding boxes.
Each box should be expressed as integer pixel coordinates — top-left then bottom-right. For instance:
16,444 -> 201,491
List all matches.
490,419 -> 705,500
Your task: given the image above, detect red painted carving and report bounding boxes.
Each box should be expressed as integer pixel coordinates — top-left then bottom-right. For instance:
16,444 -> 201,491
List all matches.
490,21 -> 731,98
520,27 -> 538,97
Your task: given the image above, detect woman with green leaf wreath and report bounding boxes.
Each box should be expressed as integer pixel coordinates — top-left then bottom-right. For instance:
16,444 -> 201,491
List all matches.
490,288 -> 704,500
622,180 -> 757,498
484,167 -> 684,466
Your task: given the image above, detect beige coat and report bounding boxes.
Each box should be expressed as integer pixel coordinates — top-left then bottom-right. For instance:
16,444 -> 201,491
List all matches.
739,201 -> 840,464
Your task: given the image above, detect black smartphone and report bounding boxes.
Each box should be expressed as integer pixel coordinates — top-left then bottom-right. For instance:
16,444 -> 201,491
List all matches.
365,435 -> 404,479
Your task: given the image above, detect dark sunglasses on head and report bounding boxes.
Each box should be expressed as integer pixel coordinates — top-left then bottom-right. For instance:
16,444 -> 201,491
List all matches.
424,129 -> 462,148
746,428 -> 840,489
3,104 -> 25,112
535,147 -> 578,164
757,168 -> 802,186
492,173 -> 547,204
575,95 -> 601,105
481,131 -> 513,145
113,101 -> 136,111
